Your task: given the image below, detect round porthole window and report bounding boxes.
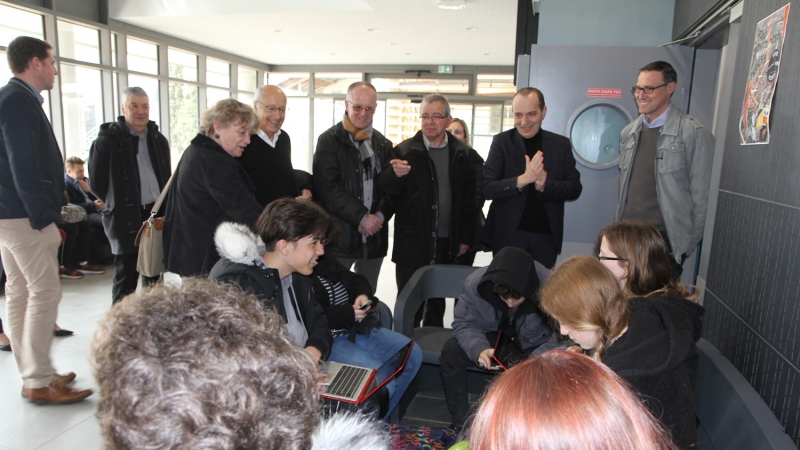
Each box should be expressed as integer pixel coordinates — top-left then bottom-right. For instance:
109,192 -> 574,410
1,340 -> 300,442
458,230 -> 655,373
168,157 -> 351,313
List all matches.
569,104 -> 630,169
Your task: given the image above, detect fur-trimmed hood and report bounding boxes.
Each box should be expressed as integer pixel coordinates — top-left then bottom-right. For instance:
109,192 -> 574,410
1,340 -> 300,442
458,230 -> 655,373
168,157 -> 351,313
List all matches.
214,222 -> 264,266
312,414 -> 391,450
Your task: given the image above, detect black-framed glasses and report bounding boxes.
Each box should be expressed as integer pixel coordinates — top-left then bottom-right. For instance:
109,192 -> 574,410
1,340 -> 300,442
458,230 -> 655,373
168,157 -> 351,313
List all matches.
420,114 -> 448,121
597,255 -> 627,262
630,82 -> 668,95
347,101 -> 377,114
255,101 -> 286,114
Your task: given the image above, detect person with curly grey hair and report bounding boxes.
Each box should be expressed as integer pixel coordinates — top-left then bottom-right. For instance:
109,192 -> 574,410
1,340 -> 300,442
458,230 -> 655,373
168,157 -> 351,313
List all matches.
163,98 -> 264,278
91,278 -> 391,450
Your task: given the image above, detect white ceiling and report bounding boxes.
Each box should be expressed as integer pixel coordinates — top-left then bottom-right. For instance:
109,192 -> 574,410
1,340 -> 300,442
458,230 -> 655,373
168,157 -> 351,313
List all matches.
109,0 -> 518,66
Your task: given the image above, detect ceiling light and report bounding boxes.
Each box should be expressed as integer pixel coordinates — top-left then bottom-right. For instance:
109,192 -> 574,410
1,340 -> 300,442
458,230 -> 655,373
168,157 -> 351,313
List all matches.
438,0 -> 466,10
274,29 -> 282,32
464,27 -> 478,31
367,28 -> 378,32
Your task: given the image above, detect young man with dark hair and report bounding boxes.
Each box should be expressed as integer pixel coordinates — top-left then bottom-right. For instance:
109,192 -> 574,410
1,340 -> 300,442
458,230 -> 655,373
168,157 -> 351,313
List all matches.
0,36 -> 93,404
210,198 -> 335,364
439,246 -> 555,430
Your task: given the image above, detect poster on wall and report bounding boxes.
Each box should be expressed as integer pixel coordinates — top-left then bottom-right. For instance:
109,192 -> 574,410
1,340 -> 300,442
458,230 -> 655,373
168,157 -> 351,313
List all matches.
740,3 -> 790,145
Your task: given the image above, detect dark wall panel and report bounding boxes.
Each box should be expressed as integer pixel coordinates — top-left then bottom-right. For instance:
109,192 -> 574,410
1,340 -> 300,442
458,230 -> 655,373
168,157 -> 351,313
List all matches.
704,0 -> 800,445
673,0 -> 727,39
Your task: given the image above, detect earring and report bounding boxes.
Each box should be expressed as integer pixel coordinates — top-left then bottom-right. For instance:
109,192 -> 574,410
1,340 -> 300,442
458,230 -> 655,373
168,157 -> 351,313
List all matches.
624,272 -> 628,278
214,134 -> 220,138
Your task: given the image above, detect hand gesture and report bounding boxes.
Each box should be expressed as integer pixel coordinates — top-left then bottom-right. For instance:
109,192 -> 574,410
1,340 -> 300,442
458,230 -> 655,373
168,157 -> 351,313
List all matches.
359,213 -> 383,236
517,151 -> 544,188
390,159 -> 411,177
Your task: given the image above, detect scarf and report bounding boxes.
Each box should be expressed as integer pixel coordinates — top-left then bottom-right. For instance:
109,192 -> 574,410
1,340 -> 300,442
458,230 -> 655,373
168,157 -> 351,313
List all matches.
342,113 -> 380,180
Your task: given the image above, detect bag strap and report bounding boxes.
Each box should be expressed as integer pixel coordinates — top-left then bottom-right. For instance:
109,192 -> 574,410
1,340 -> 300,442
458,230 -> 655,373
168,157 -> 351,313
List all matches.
148,174 -> 173,220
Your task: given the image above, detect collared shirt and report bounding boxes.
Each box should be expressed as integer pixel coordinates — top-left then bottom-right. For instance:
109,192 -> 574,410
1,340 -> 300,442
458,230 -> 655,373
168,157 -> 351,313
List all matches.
422,133 -> 449,150
643,104 -> 671,129
11,77 -> 44,104
257,128 -> 282,148
131,128 -> 161,205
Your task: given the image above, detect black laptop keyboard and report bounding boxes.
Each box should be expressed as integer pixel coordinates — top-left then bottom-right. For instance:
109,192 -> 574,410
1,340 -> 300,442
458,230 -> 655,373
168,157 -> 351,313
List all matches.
327,365 -> 370,398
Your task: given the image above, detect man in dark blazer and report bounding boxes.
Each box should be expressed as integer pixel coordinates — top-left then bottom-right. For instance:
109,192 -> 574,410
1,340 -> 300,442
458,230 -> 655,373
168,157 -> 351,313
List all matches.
0,36 -> 92,404
482,88 -> 582,268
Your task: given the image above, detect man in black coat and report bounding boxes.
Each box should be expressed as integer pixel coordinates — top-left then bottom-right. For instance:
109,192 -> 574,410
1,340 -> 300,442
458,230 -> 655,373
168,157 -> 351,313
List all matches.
89,87 -> 171,304
482,88 -> 582,268
380,94 -> 480,327
313,82 -> 393,291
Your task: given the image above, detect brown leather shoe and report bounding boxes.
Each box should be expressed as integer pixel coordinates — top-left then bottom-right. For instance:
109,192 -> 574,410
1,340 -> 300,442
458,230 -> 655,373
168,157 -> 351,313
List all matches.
52,372 -> 76,386
22,383 -> 93,404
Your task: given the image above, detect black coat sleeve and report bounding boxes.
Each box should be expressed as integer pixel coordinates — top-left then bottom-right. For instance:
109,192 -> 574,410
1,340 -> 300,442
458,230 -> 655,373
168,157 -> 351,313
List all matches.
303,290 -> 333,360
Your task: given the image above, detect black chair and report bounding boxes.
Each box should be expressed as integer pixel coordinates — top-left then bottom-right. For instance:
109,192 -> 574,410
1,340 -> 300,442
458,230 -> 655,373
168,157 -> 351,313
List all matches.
392,264 -> 495,421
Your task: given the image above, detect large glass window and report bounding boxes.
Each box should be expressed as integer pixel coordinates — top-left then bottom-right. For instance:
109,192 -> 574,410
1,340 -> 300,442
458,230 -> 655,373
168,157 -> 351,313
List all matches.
476,74 -> 516,97
238,66 -> 257,92
127,38 -> 158,75
168,48 -> 197,82
268,73 -> 310,96
313,98 -> 346,152
168,82 -> 198,166
0,4 -> 43,46
57,21 -> 100,64
471,104 -> 504,158
314,73 -> 361,95
127,74 -> 161,126
385,100 -> 421,144
206,87 -> 229,110
372,77 -> 470,94
60,64 -> 103,161
206,58 -> 230,88
283,98 -> 310,171
111,33 -> 118,67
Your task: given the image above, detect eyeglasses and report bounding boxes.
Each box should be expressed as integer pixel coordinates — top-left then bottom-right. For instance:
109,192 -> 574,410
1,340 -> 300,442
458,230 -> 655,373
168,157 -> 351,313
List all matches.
597,255 -> 627,262
347,102 -> 377,114
630,83 -> 668,95
256,101 -> 286,114
420,114 -> 448,121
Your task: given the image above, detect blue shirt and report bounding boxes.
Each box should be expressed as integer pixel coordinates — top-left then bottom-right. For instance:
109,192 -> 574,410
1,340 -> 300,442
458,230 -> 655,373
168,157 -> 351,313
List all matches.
131,128 -> 161,205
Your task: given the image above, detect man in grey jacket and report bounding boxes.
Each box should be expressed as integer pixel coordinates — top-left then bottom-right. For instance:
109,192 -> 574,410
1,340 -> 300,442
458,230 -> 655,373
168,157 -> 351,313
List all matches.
439,246 -> 554,429
616,61 -> 715,276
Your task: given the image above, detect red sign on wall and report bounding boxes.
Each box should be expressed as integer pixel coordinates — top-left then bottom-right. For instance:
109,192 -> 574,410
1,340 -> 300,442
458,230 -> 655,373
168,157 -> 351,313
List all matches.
588,88 -> 622,98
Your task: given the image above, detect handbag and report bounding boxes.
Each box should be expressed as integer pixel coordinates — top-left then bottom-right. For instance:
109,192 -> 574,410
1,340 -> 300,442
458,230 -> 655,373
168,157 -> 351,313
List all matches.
134,175 -> 172,277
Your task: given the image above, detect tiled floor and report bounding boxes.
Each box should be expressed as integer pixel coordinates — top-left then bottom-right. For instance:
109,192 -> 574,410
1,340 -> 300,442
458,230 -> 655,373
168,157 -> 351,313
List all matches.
0,242 -> 493,449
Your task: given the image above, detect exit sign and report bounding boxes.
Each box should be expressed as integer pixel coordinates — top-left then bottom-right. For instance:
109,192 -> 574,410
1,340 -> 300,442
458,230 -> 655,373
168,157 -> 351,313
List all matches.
438,65 -> 453,74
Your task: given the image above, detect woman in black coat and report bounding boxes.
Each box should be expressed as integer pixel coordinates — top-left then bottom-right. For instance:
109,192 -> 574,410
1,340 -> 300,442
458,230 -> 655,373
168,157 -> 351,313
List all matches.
163,99 -> 262,277
540,256 -> 704,450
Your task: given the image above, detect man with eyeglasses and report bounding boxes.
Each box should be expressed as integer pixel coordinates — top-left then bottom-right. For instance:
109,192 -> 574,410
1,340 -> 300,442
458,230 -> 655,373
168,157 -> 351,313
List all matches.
616,61 -> 714,278
240,85 -> 310,208
381,94 -> 483,327
313,82 -> 393,292
482,87 -> 582,270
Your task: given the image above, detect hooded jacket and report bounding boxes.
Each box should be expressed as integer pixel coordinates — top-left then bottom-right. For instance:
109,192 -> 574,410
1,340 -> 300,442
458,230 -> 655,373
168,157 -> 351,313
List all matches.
451,247 -> 554,362
603,294 -> 704,450
88,116 -> 171,255
209,222 -> 332,359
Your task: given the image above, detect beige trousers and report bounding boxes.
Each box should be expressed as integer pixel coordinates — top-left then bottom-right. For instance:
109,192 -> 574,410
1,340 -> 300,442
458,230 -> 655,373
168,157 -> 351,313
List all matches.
0,219 -> 61,389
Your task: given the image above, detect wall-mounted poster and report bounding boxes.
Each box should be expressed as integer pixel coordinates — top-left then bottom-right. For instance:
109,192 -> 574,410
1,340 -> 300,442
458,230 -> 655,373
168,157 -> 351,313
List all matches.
740,4 -> 790,145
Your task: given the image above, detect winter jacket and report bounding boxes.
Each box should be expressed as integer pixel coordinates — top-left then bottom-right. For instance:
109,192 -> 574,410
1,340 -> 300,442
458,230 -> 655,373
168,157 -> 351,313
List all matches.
311,254 -> 374,331
313,121 -> 394,259
64,174 -> 98,215
452,247 -> 554,362
0,78 -> 64,230
311,413 -> 391,450
163,133 -> 262,277
88,116 -> 171,255
209,222 -> 332,359
603,294 -> 705,450
379,131 -> 479,267
616,105 -> 715,259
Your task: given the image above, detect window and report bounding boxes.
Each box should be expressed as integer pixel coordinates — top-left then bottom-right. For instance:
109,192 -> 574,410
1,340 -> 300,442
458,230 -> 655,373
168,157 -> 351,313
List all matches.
206,87 -> 229,110
314,73 -> 361,95
371,77 -> 470,94
60,64 -> 103,161
169,82 -> 198,166
0,4 -> 43,46
569,104 -> 629,168
283,98 -> 310,171
268,73 -> 310,96
476,74 -> 516,97
168,48 -> 197,82
206,58 -> 230,88
471,104 -> 504,158
313,98 -> 346,152
237,92 -> 254,104
111,33 -> 118,67
238,66 -> 257,92
385,100 -> 421,144
57,21 -> 100,64
127,74 -> 161,126
127,38 -> 158,75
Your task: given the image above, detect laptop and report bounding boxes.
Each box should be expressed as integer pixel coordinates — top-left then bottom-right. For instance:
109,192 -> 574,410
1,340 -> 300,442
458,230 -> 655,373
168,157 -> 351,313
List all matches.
491,331 -> 528,371
319,340 -> 414,404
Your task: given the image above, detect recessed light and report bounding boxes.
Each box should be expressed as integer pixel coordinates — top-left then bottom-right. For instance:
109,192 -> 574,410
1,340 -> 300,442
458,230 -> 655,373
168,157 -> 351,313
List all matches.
330,53 -> 337,55
438,0 -> 466,10
367,28 -> 378,32
390,43 -> 397,46
274,29 -> 283,32
465,27 -> 478,31
484,53 -> 492,56
405,53 -> 412,56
